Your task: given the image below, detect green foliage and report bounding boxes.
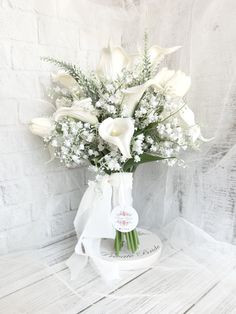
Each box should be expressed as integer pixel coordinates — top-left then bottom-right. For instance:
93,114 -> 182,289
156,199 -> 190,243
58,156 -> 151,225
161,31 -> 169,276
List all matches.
141,31 -> 152,83
122,153 -> 175,172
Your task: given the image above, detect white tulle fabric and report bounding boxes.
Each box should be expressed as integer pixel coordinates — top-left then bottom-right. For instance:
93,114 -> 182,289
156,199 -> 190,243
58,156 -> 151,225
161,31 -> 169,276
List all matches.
123,0 -> 236,245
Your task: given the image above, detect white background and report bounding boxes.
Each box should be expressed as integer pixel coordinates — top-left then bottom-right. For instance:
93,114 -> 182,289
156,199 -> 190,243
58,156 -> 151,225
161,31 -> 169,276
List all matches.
1,0 -> 236,253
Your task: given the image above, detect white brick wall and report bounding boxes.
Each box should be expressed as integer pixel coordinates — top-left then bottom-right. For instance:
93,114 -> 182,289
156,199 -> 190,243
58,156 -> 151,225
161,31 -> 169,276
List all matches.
0,0 -> 124,254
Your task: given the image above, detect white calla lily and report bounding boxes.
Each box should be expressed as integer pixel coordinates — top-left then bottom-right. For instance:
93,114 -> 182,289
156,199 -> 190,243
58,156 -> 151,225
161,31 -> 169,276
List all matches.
166,70 -> 191,97
121,68 -> 191,117
121,84 -> 148,117
29,117 -> 53,138
128,44 -> 181,69
99,117 -> 134,158
96,42 -> 130,80
188,125 -> 202,143
179,105 -> 213,143
52,70 -> 77,89
54,98 -> 98,125
179,105 -> 196,126
149,68 -> 191,97
152,67 -> 176,85
148,45 -> 181,65
198,132 -> 214,142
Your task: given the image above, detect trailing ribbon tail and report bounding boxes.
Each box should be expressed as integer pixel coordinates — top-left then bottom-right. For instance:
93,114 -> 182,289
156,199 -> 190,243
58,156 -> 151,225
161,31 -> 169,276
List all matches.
66,176 -> 118,281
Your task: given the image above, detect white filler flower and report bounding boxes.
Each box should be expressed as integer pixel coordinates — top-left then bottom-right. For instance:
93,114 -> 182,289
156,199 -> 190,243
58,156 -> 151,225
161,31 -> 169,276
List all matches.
99,117 -> 134,159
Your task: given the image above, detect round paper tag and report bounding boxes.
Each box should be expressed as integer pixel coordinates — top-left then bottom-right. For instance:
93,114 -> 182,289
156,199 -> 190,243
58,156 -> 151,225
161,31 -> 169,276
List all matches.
111,205 -> 139,233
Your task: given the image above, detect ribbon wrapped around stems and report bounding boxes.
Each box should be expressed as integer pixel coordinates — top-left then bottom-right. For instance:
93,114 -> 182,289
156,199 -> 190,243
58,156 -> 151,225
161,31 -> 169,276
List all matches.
66,172 -> 134,281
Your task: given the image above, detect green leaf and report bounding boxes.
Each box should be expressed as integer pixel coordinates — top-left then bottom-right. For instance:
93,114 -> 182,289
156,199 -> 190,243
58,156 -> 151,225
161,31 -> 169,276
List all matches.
123,153 -> 175,172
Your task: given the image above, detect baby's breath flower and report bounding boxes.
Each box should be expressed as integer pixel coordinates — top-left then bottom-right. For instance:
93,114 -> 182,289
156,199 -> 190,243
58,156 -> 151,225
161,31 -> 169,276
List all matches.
42,49 -> 203,174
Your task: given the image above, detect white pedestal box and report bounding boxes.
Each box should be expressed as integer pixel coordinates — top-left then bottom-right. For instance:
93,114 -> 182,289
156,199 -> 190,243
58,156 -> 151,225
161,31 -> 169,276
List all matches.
100,228 -> 162,271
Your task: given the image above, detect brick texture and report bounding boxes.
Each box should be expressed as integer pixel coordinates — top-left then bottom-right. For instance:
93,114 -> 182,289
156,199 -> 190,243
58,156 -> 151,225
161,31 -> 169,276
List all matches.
0,0 -> 124,253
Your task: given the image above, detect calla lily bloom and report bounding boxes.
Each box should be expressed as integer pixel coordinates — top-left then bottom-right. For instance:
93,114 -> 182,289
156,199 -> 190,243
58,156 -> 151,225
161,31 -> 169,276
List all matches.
179,105 -> 213,143
29,117 -> 53,138
179,105 -> 196,126
148,45 -> 181,65
122,68 -> 191,117
96,41 -> 180,80
121,83 -> 150,117
99,117 -> 134,158
128,45 -> 181,69
52,70 -> 77,89
54,98 -> 98,125
165,70 -> 191,97
152,67 -> 176,86
96,42 -> 130,80
149,67 -> 191,97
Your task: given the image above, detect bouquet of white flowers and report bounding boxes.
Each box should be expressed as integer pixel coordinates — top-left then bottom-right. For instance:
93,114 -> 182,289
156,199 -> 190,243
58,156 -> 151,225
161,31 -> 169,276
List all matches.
30,34 -> 209,258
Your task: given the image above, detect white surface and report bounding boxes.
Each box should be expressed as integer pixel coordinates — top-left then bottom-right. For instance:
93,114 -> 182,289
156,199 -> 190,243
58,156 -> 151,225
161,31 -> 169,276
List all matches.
1,218 -> 236,314
100,228 -> 162,271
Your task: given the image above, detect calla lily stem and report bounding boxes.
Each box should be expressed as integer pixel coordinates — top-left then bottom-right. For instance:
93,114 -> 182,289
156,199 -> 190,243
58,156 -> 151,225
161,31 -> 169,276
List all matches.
115,229 -> 139,255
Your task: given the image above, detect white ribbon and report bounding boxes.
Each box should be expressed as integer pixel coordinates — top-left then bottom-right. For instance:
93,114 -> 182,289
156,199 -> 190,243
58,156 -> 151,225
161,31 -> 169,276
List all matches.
66,173 -> 133,282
